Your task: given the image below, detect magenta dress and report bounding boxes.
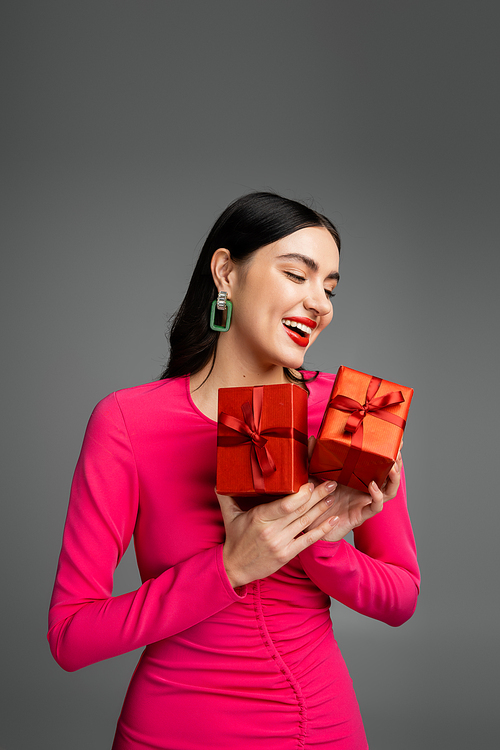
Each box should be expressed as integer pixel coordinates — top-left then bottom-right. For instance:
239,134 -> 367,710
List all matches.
48,373 -> 420,749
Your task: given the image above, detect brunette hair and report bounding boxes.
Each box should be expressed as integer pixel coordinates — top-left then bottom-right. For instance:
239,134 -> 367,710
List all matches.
160,191 -> 340,382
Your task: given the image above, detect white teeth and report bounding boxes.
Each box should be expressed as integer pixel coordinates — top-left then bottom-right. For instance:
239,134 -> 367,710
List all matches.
282,319 -> 313,335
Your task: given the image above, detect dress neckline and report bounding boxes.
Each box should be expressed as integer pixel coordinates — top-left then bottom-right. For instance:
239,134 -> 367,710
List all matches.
183,371 -> 326,425
183,374 -> 218,426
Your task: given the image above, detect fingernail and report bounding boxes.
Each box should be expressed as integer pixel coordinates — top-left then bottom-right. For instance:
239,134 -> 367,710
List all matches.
308,483 -> 315,493
328,515 -> 339,526
371,481 -> 379,492
326,481 -> 337,491
325,495 -> 334,505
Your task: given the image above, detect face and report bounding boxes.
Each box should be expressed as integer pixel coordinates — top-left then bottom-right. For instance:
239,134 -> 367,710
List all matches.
224,227 -> 340,373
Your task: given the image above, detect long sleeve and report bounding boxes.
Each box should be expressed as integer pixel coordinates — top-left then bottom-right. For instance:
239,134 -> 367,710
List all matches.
48,392 -> 246,672
299,466 -> 420,626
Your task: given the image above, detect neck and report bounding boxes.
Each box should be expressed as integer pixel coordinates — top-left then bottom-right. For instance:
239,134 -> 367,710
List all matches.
189,338 -> 296,421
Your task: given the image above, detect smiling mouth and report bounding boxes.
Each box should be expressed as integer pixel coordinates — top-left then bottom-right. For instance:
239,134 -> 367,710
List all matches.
281,319 -> 313,347
282,319 -> 314,336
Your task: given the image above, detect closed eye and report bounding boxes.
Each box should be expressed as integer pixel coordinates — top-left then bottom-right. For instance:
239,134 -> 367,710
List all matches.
285,271 -> 336,300
284,271 -> 306,283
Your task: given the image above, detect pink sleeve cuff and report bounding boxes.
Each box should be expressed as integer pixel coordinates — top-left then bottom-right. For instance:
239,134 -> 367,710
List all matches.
215,543 -> 248,600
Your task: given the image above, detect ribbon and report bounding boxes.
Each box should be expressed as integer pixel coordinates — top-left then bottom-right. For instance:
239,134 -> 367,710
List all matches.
328,376 -> 406,487
217,386 -> 307,492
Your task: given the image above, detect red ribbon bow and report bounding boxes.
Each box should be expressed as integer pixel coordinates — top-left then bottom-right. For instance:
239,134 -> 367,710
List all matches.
217,386 -> 307,493
329,376 -> 406,487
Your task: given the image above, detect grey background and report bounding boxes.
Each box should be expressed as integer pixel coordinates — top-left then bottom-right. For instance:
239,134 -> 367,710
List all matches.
2,1 -> 498,748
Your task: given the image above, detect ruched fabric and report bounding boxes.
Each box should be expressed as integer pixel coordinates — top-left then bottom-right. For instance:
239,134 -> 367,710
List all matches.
48,373 -> 420,749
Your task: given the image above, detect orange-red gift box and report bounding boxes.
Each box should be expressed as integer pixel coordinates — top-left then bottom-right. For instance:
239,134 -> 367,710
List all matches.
216,383 -> 308,503
309,366 -> 413,492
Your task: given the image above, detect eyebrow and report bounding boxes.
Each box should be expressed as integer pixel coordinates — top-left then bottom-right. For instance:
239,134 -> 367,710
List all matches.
276,253 -> 340,282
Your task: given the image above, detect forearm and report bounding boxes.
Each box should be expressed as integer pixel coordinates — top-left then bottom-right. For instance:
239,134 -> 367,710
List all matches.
299,468 -> 420,626
299,537 -> 419,626
48,543 -> 246,672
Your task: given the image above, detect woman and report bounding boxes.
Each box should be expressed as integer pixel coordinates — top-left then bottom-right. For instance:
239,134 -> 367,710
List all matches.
48,192 -> 420,749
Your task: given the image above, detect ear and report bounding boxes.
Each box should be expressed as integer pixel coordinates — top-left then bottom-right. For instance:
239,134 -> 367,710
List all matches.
211,248 -> 235,294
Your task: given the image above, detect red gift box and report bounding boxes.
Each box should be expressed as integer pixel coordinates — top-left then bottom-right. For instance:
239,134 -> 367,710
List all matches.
309,366 -> 413,492
216,383 -> 308,503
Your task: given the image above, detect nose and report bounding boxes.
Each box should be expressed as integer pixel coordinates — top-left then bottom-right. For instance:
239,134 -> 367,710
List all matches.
304,285 -> 332,318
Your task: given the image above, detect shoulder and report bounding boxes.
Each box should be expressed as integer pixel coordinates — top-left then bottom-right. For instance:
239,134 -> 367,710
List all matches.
112,376 -> 187,410
89,376 -> 189,430
76,376 -> 195,460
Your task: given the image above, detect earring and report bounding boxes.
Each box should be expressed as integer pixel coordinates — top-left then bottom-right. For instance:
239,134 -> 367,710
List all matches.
210,291 -> 233,332
216,290 -> 228,310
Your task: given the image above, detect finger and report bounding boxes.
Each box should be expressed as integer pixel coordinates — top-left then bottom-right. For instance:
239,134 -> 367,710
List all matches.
254,483 -> 315,522
215,491 -> 243,523
285,481 -> 338,536
367,480 -> 385,514
380,453 -> 402,499
380,448 -> 403,490
257,480 -> 336,526
289,514 -> 341,555
383,462 -> 401,499
307,435 -> 317,461
308,479 -> 337,508
298,479 -> 338,522
280,480 -> 337,521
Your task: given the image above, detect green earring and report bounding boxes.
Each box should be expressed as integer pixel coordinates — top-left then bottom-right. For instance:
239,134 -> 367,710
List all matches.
210,291 -> 233,332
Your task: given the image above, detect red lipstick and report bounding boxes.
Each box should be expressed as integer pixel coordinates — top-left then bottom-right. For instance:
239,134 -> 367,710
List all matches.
283,327 -> 309,347
281,317 -> 316,348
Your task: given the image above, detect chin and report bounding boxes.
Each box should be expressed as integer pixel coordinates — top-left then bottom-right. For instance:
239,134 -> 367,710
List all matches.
281,352 -> 307,371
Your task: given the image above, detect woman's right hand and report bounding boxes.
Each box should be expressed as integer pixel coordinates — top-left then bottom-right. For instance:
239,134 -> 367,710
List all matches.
216,482 -> 339,588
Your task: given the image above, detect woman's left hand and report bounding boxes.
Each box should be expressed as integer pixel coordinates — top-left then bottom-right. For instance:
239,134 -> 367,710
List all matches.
306,437 -> 403,542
